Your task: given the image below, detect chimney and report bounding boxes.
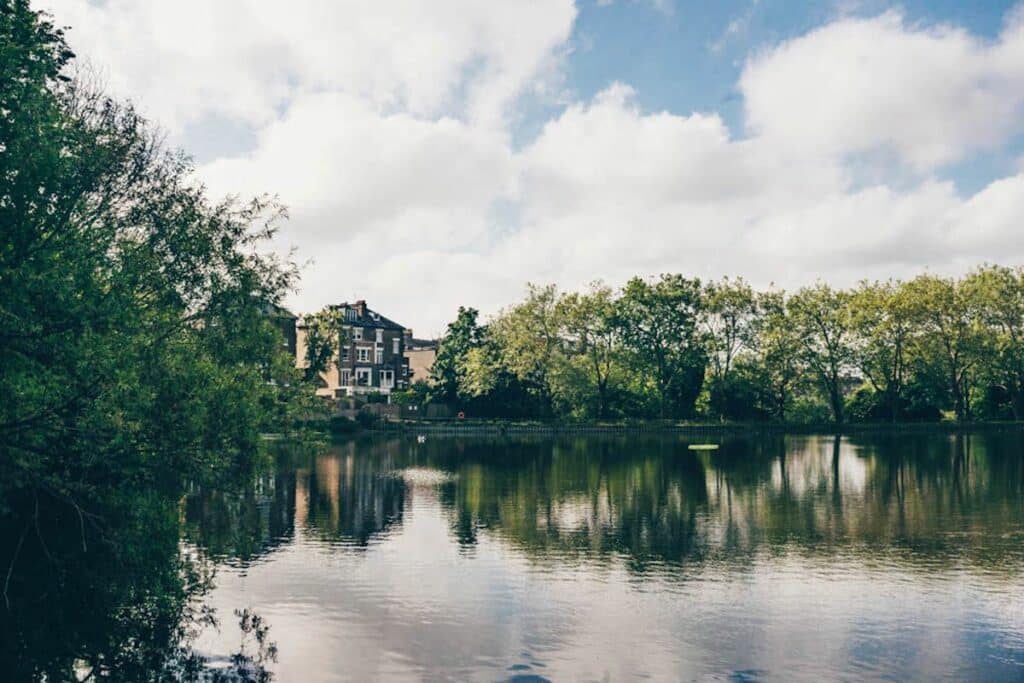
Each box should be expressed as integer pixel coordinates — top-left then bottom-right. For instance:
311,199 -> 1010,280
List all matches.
354,300 -> 366,317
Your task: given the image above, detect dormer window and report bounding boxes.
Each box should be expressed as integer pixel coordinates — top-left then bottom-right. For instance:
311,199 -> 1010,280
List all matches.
375,328 -> 383,343
353,327 -> 363,341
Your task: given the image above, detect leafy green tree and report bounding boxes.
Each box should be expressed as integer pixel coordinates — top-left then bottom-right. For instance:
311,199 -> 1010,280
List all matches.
615,274 -> 707,419
904,274 -> 982,421
485,284 -> 564,416
788,283 -> 854,424
0,6 -> 310,674
558,282 -> 620,418
703,277 -> 760,418
961,266 -> 1024,419
300,307 -> 346,383
430,306 -> 486,404
703,277 -> 759,382
848,280 -> 915,422
752,290 -> 804,421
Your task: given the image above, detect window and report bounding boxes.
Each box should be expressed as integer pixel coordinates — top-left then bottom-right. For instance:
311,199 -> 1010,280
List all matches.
341,346 -> 350,361
392,338 -> 400,355
355,368 -> 371,386
375,328 -> 383,343
340,369 -> 350,386
380,369 -> 394,388
353,327 -> 363,341
375,347 -> 383,364
357,347 -> 370,362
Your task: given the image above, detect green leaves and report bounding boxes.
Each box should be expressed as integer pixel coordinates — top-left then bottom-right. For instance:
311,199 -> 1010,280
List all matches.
0,0 -> 309,584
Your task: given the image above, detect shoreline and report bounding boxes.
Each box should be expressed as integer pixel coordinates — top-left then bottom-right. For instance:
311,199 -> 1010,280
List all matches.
368,419 -> 1024,438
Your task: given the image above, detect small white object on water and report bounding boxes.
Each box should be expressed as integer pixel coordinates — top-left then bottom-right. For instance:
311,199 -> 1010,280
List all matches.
688,444 -> 719,451
417,435 -> 427,443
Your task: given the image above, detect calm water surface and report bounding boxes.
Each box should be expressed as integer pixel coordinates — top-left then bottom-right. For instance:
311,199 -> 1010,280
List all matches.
185,434 -> 1024,681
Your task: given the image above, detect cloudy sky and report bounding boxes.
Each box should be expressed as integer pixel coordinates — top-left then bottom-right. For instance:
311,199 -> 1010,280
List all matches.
39,0 -> 1024,335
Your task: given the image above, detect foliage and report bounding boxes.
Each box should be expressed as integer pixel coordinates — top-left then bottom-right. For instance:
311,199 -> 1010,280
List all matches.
484,283 -> 565,416
903,274 -> 983,421
787,283 -> 854,424
558,282 -> 621,418
430,306 -> 486,405
391,381 -> 430,407
300,307 -> 345,383
430,265 -> 1024,424
615,274 -> 707,419
0,3 -> 313,676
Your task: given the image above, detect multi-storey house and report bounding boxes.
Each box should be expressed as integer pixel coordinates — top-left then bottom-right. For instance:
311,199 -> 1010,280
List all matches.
297,300 -> 411,399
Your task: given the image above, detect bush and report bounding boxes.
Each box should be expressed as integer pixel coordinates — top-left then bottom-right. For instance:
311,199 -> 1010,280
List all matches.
327,416 -> 358,435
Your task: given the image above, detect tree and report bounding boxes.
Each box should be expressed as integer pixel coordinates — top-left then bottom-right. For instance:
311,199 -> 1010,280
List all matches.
615,274 -> 707,419
904,274 -> 982,421
848,280 -> 915,422
961,265 -> 1024,419
430,307 -> 486,405
558,282 -> 620,418
300,307 -> 345,383
703,277 -> 759,382
753,290 -> 804,421
788,284 -> 853,424
0,6 -> 308,674
486,284 -> 564,416
703,277 -> 760,418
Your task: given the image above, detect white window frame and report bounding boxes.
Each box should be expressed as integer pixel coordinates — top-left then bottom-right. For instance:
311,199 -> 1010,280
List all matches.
340,369 -> 350,386
353,327 -> 363,341
392,338 -> 400,355
380,369 -> 394,389
375,328 -> 383,343
356,347 -> 370,363
375,347 -> 383,364
341,345 -> 350,361
355,368 -> 371,386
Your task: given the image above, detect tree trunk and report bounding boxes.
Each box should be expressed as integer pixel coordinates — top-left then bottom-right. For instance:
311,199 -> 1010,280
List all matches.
1010,376 -> 1024,421
830,381 -> 843,425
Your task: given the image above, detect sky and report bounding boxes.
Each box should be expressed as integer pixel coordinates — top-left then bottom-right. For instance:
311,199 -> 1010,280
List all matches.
37,0 -> 1024,336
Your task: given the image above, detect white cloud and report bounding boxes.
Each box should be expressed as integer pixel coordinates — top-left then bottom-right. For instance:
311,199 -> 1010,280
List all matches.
37,2 -> 1024,333
41,0 -> 576,132
201,92 -> 514,243
740,10 -> 1024,171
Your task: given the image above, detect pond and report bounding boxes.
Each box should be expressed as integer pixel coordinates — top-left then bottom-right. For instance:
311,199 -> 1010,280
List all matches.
182,433 -> 1024,681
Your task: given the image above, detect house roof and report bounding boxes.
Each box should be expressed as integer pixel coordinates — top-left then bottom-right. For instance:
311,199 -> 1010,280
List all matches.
407,338 -> 438,350
329,301 -> 406,331
259,301 -> 297,319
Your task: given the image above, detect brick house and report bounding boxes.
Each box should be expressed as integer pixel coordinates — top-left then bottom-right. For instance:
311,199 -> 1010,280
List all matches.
297,300 -> 411,399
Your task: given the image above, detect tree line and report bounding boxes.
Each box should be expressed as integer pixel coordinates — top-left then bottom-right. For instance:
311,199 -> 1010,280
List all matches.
414,269 -> 1024,424
1,3 -> 310,676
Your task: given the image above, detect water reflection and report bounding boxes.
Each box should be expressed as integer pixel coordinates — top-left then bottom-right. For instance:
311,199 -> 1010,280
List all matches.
183,433 -> 1024,681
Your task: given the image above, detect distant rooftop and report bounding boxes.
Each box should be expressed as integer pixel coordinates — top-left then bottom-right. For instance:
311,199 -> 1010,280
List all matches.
327,300 -> 405,331
406,338 -> 438,350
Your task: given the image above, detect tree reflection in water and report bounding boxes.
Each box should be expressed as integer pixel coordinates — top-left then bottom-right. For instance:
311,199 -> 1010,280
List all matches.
13,434 -> 1017,678
0,484 -> 280,680
184,433 -> 1024,578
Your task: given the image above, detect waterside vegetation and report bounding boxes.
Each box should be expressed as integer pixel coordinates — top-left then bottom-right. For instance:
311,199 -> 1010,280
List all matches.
409,270 -> 1024,426
0,3 -> 316,677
